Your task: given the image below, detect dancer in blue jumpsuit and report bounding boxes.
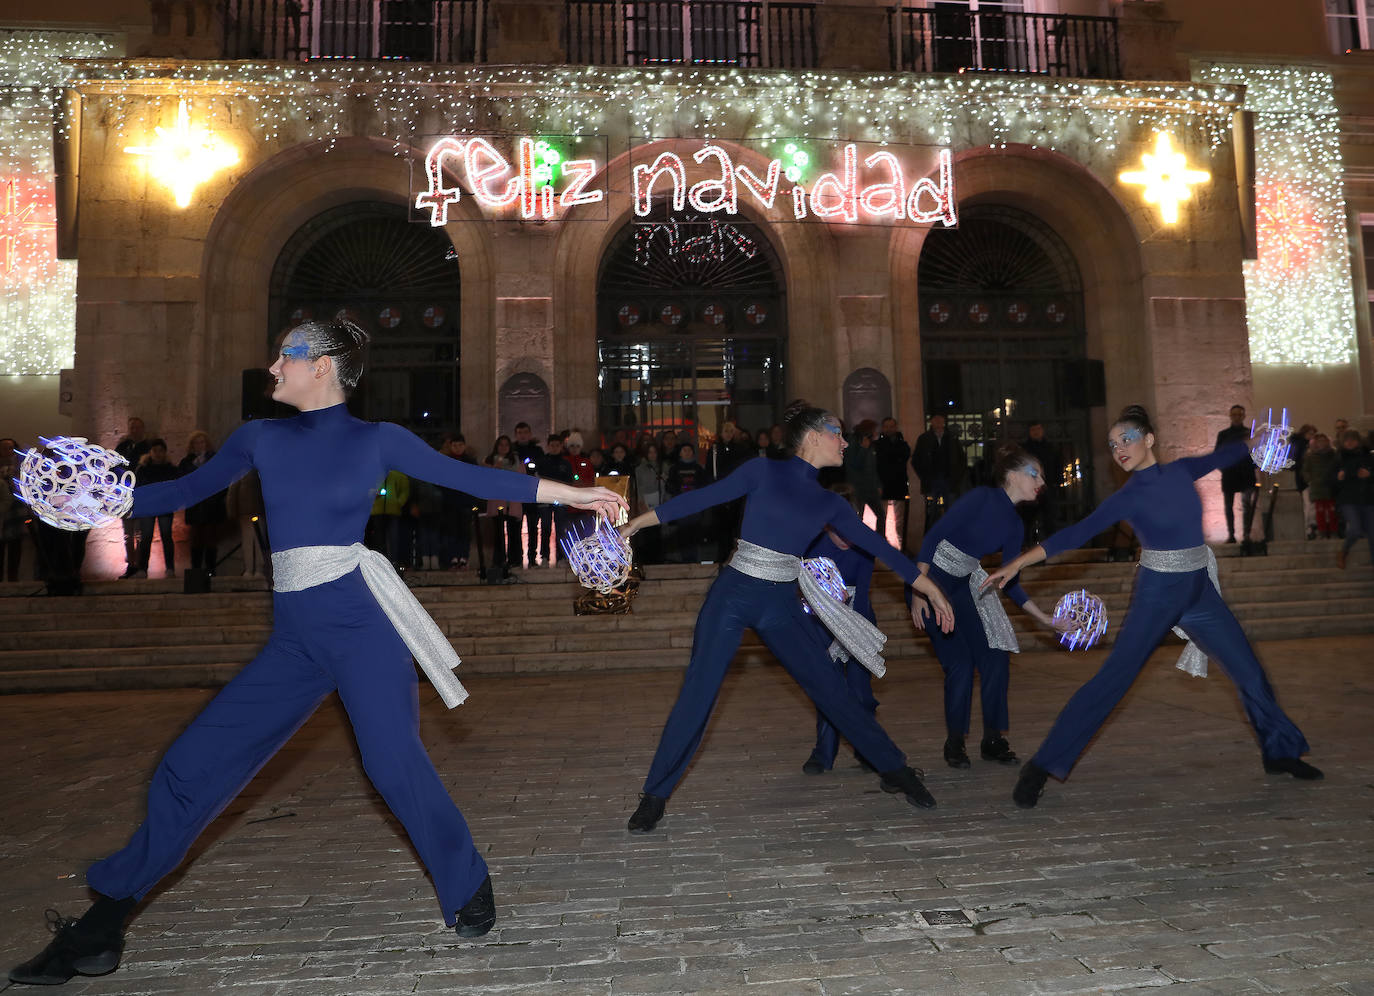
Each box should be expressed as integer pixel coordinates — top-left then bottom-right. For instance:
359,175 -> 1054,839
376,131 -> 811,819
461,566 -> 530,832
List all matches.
984,405 -> 1322,810
800,523 -> 879,775
915,442 -> 1067,770
618,402 -> 956,833
8,320 -> 625,987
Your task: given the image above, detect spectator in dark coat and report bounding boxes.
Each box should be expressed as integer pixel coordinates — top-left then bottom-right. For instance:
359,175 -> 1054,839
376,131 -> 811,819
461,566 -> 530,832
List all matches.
1332,429 -> 1374,569
1215,404 -> 1258,544
178,431 -> 228,573
1021,421 -> 1061,542
131,439 -> 180,578
911,414 -> 965,529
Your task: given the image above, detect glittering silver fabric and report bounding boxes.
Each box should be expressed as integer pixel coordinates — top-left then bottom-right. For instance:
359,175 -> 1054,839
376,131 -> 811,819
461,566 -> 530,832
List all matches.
1138,544 -> 1219,679
272,543 -> 470,708
931,540 -> 1019,653
729,539 -> 889,678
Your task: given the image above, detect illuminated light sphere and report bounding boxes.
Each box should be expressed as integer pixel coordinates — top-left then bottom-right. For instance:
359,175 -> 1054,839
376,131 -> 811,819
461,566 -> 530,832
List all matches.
124,97 -> 240,208
801,556 -> 847,614
15,436 -> 135,530
1250,407 -> 1295,475
1052,589 -> 1108,651
1117,131 -> 1210,225
560,516 -> 633,594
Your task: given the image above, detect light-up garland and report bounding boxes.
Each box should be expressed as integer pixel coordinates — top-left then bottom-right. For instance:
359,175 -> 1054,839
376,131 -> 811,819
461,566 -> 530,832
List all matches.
0,29 -> 117,376
635,217 -> 758,267
15,435 -> 135,530
1194,63 -> 1355,366
18,61 -> 1240,376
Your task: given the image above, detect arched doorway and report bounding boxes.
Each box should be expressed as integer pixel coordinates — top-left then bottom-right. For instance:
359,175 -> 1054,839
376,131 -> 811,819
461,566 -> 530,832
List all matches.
918,203 -> 1097,520
268,201 -> 461,436
596,208 -> 786,445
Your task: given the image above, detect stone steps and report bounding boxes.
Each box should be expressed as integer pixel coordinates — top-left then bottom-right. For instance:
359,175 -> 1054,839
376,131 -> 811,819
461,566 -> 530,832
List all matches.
2,542 -> 1371,694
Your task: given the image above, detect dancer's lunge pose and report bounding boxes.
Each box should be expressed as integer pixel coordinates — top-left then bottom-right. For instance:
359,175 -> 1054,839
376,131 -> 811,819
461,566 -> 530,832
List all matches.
983,406 -> 1321,810
619,402 -> 955,833
9,320 -> 625,987
915,443 -> 1069,771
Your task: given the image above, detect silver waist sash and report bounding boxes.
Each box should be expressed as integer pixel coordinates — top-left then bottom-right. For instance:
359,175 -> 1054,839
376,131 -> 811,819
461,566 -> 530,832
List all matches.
729,538 -> 889,678
272,543 -> 469,708
931,540 -> 1019,653
1138,544 -> 1218,679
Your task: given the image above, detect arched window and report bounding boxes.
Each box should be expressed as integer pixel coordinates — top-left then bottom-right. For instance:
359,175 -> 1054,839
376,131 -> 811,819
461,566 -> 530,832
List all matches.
596,208 -> 786,445
268,201 -> 461,436
918,202 -> 1097,520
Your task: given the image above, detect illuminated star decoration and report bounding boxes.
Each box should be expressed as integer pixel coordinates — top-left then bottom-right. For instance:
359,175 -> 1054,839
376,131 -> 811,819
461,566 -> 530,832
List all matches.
0,178 -> 54,274
1118,132 -> 1211,224
124,98 -> 240,208
1256,183 -> 1324,274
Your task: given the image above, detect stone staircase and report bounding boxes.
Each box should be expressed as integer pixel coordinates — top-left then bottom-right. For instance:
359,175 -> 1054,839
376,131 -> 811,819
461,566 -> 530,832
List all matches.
0,540 -> 1370,694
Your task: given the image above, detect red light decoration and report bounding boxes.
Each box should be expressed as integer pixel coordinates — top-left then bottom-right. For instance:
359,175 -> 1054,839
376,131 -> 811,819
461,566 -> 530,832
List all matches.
1256,182 -> 1324,275
0,177 -> 56,279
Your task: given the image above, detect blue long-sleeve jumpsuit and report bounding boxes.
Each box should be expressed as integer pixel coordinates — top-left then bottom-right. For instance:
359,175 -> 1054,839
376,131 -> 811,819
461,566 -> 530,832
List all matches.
86,404 -> 537,925
1030,442 -> 1310,779
804,533 -> 879,771
916,486 -> 1029,740
643,456 -> 920,798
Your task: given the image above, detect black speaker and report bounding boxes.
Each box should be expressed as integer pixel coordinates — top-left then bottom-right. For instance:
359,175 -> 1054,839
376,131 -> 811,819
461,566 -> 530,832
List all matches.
1062,359 -> 1106,409
924,359 -> 962,412
242,369 -> 293,421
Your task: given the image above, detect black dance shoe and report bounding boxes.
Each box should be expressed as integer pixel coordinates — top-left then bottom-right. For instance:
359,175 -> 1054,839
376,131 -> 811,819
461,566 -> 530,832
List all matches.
980,737 -> 1019,765
627,793 -> 667,833
1012,761 -> 1049,809
8,910 -> 124,985
802,753 -> 828,775
455,876 -> 496,938
879,766 -> 937,809
943,737 -> 971,769
1263,757 -> 1325,780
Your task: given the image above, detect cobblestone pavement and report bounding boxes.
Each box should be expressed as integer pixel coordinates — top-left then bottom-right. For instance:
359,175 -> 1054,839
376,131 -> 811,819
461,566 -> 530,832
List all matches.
1,635 -> 1371,995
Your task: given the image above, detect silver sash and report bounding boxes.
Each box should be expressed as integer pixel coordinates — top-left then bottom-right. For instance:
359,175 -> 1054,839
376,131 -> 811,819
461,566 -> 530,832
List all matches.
728,538 -> 889,678
930,540 -> 1019,653
272,543 -> 469,708
1138,544 -> 1218,679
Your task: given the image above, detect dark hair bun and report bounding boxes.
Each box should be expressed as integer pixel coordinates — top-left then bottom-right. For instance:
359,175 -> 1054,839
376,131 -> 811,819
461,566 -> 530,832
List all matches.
782,399 -> 813,424
1115,405 -> 1154,434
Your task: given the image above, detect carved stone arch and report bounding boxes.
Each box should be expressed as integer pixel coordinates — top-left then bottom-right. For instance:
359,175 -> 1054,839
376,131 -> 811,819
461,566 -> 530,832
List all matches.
842,367 -> 892,429
551,138 -> 842,431
197,135 -> 498,441
498,370 -> 552,441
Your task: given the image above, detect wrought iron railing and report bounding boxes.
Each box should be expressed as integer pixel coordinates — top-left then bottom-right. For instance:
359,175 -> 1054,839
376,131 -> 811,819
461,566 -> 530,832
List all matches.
889,7 -> 1119,78
566,0 -> 817,68
221,0 -> 484,62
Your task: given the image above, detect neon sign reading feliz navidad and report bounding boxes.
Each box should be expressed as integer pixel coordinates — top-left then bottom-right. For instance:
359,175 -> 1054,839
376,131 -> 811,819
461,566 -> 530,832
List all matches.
414,135 -> 957,227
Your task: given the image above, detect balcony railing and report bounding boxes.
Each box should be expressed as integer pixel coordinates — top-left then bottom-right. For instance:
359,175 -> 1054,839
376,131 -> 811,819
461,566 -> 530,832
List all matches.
566,0 -> 817,68
889,7 -> 1119,78
221,0 -> 485,62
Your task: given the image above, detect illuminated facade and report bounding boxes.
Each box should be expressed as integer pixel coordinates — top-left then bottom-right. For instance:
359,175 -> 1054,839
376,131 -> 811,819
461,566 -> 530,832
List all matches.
1,0 -> 1372,559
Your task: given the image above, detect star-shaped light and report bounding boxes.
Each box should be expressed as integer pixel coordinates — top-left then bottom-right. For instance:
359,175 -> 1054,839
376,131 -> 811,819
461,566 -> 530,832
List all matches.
1118,132 -> 1211,225
124,98 -> 239,208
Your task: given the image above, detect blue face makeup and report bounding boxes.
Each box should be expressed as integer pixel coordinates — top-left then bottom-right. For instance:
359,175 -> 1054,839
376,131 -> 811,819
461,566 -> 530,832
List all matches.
1107,427 -> 1143,452
280,333 -> 311,361
821,421 -> 843,437
1025,465 -> 1041,479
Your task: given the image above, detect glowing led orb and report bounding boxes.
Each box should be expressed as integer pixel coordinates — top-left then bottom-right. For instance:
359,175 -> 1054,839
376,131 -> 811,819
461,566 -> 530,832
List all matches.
1118,132 -> 1210,225
801,556 -> 847,614
15,436 -> 134,530
561,516 -> 633,594
1053,589 -> 1108,651
1250,407 -> 1295,475
124,98 -> 240,208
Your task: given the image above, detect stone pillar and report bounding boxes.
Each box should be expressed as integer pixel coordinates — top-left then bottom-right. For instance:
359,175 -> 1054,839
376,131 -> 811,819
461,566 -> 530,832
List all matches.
1117,0 -> 1183,81
487,0 -> 566,64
